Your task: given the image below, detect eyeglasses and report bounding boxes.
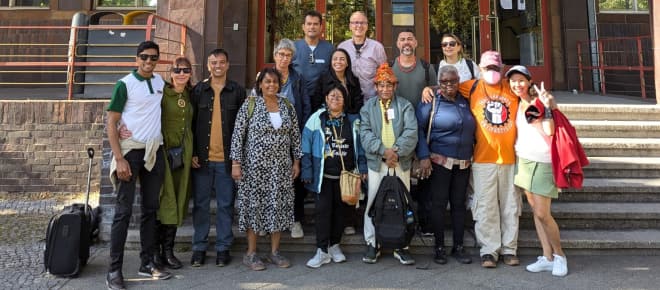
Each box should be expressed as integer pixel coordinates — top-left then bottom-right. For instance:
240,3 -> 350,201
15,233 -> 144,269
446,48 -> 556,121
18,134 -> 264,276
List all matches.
308,52 -> 315,64
441,41 -> 458,48
439,79 -> 459,86
172,67 -> 192,74
138,54 -> 159,61
350,21 -> 367,26
277,52 -> 293,59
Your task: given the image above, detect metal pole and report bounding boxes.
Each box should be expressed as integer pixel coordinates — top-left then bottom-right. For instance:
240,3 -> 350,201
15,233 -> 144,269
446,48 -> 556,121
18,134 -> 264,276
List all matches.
587,0 -> 600,93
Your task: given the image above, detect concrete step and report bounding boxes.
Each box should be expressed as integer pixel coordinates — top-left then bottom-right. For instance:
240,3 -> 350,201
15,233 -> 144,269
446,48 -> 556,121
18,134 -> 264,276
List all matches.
558,104 -> 660,121
584,157 -> 660,178
125,226 -> 660,255
559,177 -> 660,202
572,120 -> 660,138
520,202 -> 660,230
580,138 -> 660,157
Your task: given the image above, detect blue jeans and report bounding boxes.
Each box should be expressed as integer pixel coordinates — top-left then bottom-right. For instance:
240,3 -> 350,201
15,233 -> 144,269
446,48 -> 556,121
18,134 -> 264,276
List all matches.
192,161 -> 235,252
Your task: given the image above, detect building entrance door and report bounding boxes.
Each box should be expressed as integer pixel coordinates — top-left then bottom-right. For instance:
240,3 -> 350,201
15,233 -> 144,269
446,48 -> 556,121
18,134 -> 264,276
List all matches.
257,0 -> 379,70
473,0 -> 552,86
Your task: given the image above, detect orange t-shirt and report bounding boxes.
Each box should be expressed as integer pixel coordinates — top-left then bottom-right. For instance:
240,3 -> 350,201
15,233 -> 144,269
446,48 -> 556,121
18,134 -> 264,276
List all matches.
459,79 -> 518,164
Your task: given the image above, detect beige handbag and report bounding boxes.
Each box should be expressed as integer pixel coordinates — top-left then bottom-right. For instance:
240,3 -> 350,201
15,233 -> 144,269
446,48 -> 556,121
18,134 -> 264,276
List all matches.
333,125 -> 361,206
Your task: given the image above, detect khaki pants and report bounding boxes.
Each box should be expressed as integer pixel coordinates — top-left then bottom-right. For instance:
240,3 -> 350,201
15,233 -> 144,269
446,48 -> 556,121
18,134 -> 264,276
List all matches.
471,163 -> 521,259
363,162 -> 410,248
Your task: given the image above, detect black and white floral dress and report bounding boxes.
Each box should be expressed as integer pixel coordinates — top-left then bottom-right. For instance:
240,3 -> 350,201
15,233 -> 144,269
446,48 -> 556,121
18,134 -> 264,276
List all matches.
230,96 -> 302,233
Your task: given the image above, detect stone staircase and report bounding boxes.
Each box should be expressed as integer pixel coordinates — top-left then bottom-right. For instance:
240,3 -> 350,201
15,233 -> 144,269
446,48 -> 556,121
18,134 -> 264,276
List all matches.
125,103 -> 660,255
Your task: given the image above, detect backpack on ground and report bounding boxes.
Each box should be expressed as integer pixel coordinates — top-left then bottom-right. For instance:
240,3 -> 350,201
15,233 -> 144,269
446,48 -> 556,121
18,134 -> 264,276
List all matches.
368,170 -> 416,249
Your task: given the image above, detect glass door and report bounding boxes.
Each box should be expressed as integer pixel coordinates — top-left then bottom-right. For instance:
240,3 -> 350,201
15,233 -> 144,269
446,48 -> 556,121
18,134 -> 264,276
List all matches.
257,0 -> 377,70
474,0 -> 552,87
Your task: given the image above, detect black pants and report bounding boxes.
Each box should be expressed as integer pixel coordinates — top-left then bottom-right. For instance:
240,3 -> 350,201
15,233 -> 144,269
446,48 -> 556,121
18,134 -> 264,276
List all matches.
314,178 -> 347,250
429,163 -> 470,247
109,148 -> 164,271
293,177 -> 307,223
411,178 -> 433,232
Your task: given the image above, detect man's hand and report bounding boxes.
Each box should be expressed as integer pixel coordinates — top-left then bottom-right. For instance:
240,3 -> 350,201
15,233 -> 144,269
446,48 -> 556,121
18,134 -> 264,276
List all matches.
191,156 -> 200,168
421,86 -> 437,103
117,124 -> 132,140
114,157 -> 132,182
383,148 -> 399,168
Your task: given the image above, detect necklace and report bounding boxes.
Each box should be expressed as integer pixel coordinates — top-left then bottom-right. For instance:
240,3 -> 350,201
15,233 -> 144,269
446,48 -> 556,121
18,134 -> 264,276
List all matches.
397,57 -> 417,73
280,72 -> 289,86
176,92 -> 186,108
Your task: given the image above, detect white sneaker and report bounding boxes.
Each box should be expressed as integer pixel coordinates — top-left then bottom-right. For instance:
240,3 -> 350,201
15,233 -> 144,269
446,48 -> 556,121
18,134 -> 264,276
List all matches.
306,248 -> 331,268
526,256 -> 554,273
328,244 -> 347,263
343,226 -> 356,235
291,222 -> 304,238
552,254 -> 568,277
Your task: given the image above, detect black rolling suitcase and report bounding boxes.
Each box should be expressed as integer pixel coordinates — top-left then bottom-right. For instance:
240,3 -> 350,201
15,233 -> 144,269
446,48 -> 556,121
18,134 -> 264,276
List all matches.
44,148 -> 95,277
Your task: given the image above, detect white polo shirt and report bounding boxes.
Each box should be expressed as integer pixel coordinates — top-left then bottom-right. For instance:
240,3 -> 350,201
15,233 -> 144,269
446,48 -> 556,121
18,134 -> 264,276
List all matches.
107,70 -> 165,143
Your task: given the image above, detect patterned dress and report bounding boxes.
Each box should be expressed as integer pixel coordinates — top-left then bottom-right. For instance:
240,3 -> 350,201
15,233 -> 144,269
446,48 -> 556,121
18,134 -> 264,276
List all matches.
230,95 -> 302,233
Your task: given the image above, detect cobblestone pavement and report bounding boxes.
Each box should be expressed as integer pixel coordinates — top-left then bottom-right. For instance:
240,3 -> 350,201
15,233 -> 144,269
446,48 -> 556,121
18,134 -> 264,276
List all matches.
0,194 -> 100,289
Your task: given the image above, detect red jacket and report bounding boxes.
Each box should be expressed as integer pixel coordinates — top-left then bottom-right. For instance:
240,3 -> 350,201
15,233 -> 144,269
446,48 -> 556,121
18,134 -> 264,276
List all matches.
550,110 -> 589,188
525,99 -> 589,189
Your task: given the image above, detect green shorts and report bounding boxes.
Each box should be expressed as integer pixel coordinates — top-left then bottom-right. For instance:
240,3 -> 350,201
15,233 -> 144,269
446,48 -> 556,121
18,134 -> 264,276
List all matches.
514,157 -> 558,198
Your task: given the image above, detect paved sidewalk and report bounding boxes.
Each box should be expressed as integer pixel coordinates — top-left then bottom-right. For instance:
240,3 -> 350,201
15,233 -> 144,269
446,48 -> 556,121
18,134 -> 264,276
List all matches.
57,246 -> 660,290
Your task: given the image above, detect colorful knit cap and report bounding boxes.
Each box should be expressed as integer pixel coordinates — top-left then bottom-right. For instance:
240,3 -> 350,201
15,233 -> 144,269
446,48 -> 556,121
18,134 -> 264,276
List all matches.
373,63 -> 398,84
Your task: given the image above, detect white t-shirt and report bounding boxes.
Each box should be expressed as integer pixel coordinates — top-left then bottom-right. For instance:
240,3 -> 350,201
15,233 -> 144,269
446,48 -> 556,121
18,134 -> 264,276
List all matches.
514,103 -> 552,163
269,112 -> 282,129
438,58 -> 480,83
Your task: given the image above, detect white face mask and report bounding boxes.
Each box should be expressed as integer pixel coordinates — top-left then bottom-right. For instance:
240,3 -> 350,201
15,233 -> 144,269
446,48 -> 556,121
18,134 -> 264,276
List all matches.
482,70 -> 501,85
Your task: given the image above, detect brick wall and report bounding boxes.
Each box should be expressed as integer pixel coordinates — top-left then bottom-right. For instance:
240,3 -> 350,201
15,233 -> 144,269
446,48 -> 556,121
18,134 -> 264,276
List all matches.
0,100 -> 107,195
0,100 -> 133,241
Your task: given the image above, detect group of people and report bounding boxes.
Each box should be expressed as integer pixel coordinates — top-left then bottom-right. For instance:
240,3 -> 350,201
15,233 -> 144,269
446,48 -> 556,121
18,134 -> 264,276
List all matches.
105,9 -> 570,290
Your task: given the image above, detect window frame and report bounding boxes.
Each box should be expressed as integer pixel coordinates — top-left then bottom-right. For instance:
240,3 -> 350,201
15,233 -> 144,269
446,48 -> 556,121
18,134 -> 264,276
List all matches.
598,0 -> 649,14
94,0 -> 156,11
0,0 -> 50,10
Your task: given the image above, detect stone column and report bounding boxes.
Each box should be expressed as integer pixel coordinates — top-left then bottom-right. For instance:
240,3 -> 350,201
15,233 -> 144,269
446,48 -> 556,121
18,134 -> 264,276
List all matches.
652,1 -> 660,104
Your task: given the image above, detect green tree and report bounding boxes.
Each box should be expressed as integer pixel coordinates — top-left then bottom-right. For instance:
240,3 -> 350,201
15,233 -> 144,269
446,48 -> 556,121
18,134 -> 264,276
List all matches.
429,0 -> 478,54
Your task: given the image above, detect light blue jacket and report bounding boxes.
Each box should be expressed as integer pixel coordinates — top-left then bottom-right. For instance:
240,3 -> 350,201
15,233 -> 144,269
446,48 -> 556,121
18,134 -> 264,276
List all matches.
301,109 -> 367,193
359,96 -> 418,171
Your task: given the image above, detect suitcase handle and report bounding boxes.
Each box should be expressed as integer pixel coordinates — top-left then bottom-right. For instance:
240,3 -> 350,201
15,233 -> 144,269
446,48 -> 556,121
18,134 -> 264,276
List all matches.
84,147 -> 94,214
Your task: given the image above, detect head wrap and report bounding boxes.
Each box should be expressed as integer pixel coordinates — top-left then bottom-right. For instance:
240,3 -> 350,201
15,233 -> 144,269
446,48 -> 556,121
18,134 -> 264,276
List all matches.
373,63 -> 398,84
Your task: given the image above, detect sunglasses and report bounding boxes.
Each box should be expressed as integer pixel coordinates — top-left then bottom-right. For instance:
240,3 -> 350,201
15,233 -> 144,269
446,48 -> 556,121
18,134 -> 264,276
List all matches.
138,54 -> 159,61
308,52 -> 315,64
439,79 -> 459,86
172,67 -> 192,74
441,41 -> 458,48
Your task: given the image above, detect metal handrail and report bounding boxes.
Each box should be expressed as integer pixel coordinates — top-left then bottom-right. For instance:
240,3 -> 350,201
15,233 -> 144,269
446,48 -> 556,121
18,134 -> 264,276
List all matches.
0,14 -> 188,100
577,35 -> 652,99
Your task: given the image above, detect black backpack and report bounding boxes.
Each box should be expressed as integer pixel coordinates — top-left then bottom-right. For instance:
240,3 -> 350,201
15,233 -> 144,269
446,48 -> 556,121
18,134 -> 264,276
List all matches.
369,171 -> 416,249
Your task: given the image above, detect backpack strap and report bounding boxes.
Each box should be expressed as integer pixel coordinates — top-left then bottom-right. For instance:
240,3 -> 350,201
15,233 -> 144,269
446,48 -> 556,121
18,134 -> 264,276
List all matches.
469,80 -> 480,98
248,96 -> 295,120
247,96 -> 256,119
466,59 -> 476,80
420,59 -> 430,85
